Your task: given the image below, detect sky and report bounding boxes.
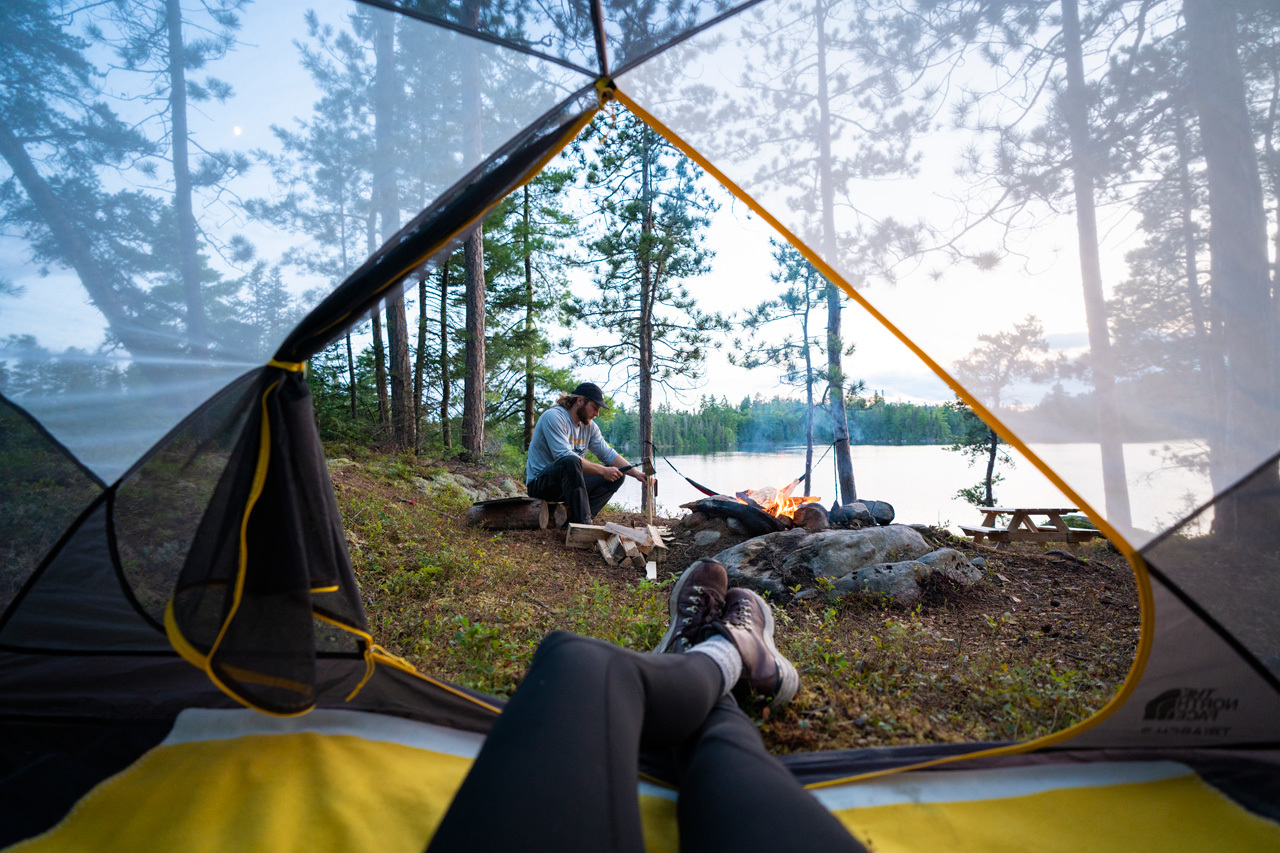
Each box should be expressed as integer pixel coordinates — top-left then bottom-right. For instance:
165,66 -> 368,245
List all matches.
549,145 -> 1108,413
556,188 -> 961,410
0,0 -> 1131,419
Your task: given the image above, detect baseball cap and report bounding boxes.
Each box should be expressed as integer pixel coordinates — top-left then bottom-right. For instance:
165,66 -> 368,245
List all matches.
571,382 -> 609,409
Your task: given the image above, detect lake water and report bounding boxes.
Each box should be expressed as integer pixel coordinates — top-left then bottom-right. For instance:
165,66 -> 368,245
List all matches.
610,441 -> 1210,540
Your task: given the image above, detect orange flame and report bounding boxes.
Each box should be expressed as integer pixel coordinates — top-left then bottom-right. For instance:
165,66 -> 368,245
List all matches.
735,479 -> 820,519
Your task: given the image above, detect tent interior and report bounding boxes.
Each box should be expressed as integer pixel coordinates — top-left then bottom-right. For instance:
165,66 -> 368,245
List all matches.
2,0 -> 1280,849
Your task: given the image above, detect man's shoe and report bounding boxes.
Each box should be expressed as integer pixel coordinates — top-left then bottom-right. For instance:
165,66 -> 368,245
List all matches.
652,559 -> 729,654
718,588 -> 799,710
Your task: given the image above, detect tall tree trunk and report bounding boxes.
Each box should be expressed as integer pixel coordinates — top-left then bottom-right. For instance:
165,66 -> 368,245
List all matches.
523,185 -> 536,451
374,11 -> 414,453
415,272 -> 427,453
1174,106 -> 1226,498
803,301 -> 815,497
439,262 -> 452,448
639,129 -> 655,516
367,209 -> 389,427
1061,0 -> 1132,530
1174,110 -> 1210,350
166,0 -> 206,355
815,2 -> 857,504
0,117 -> 160,371
346,332 -> 357,419
984,428 -> 999,506
1185,0 -> 1280,546
371,306 -> 389,428
462,229 -> 486,459
460,0 -> 486,459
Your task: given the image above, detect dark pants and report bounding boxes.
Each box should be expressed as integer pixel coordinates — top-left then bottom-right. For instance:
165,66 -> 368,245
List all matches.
527,455 -> 624,525
426,632 -> 866,853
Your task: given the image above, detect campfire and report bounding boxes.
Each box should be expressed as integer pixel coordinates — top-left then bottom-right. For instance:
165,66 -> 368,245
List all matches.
734,479 -> 821,520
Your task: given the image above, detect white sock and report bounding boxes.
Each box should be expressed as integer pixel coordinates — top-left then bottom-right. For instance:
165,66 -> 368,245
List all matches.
689,635 -> 742,695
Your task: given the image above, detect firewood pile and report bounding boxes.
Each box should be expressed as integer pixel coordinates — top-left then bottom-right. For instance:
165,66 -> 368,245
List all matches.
565,522 -> 673,580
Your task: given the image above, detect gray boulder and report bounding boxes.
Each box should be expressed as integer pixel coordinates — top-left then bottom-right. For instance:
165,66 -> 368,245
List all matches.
782,526 -> 933,581
711,525 -> 931,593
414,471 -> 481,501
712,529 -> 811,593
862,499 -> 895,525
792,503 -> 829,531
829,502 -> 875,525
917,547 -> 983,584
709,525 -> 982,605
829,548 -> 982,606
832,561 -> 928,604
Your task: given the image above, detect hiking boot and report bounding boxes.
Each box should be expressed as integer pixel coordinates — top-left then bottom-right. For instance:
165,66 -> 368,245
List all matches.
717,588 -> 799,710
652,559 -> 729,654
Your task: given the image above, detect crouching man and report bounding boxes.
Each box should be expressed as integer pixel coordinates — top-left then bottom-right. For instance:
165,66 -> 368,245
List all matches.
526,382 -> 653,526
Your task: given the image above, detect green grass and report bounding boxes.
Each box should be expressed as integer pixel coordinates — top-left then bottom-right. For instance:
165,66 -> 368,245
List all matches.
334,451 -> 1137,752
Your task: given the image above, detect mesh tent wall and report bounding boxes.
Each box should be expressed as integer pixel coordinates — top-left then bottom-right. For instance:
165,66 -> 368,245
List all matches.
2,0 -> 1279,849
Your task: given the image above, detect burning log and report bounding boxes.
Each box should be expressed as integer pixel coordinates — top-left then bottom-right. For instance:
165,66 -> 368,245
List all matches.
680,497 -> 789,536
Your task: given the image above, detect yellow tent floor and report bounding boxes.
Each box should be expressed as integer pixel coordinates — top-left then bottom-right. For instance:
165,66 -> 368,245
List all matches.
7,709 -> 1278,852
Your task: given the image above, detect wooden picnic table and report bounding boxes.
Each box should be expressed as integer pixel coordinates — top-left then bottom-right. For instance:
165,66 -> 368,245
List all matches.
959,506 -> 1102,546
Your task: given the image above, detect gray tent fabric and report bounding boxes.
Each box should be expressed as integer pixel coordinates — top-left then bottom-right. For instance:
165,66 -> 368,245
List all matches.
3,0 -> 1280,846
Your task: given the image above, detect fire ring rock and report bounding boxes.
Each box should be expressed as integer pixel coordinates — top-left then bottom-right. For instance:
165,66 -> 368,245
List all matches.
828,500 -> 895,526
830,548 -> 983,606
863,500 -> 895,526
709,527 -> 980,606
792,504 -> 829,531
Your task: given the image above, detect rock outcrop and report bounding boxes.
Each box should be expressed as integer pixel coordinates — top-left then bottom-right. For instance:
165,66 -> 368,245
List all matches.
711,526 -> 983,605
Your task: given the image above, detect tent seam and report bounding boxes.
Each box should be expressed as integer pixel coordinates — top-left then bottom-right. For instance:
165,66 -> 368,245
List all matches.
355,0 -> 597,77
103,490 -> 169,635
1139,447 -> 1280,555
112,367 -> 263,487
0,393 -> 107,489
1141,563 -> 1280,699
611,87 -> 1158,784
610,0 -> 772,78
282,87 -> 601,358
0,490 -> 114,637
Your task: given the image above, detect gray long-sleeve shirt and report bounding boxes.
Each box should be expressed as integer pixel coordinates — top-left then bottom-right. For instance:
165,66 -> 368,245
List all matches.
525,405 -> 617,482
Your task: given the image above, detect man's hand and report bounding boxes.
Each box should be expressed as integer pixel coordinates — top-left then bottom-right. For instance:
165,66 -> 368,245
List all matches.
629,469 -> 653,485
601,466 -> 623,482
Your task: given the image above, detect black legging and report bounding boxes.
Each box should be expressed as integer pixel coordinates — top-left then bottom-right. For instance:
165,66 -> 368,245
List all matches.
426,632 -> 866,853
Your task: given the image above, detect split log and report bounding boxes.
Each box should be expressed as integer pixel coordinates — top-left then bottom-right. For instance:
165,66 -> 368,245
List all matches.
620,537 -> 645,569
597,538 -> 618,565
565,523 -> 612,548
645,560 -> 657,581
603,522 -> 653,549
466,497 -> 548,530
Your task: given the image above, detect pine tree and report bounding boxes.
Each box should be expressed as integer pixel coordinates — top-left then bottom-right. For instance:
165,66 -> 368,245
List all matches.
731,241 -> 835,496
568,111 -> 727,513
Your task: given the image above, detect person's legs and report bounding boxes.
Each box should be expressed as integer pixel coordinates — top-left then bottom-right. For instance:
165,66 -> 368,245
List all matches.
526,455 -> 591,524
673,701 -> 868,853
585,471 -> 626,518
426,631 -> 724,853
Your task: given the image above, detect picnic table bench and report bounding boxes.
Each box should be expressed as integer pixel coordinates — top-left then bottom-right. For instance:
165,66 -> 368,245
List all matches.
959,506 -> 1103,546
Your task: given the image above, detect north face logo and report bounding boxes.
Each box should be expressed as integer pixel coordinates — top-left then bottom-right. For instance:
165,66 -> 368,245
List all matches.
1144,688 -> 1238,722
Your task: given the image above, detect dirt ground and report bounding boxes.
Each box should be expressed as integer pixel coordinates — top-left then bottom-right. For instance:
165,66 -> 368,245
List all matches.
340,455 -> 1142,752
